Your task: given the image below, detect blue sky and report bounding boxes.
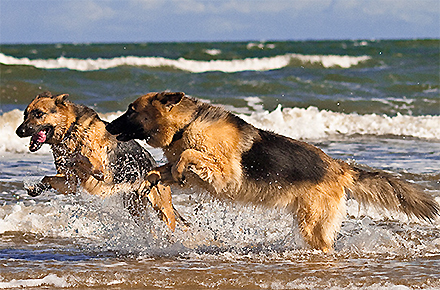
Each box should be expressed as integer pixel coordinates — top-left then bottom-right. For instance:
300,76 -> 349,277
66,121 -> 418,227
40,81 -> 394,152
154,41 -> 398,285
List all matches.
1,0 -> 439,44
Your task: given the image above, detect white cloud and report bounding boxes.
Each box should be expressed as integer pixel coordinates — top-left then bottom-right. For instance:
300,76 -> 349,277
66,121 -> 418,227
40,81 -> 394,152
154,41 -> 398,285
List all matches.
332,0 -> 439,25
131,0 -> 333,14
131,0 -> 163,10
68,0 -> 115,22
1,0 -> 437,43
172,0 -> 206,13
58,0 -> 437,27
362,0 -> 438,25
199,0 -> 332,14
205,16 -> 252,34
44,0 -> 116,32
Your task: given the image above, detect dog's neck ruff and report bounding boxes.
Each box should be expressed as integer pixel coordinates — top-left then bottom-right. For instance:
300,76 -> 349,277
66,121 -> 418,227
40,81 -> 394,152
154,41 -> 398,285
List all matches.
168,106 -> 204,146
62,120 -> 78,142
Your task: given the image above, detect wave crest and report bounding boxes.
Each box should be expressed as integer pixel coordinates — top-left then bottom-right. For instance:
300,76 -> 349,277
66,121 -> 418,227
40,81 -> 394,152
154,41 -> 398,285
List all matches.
1,106 -> 438,154
240,105 -> 440,140
0,53 -> 370,73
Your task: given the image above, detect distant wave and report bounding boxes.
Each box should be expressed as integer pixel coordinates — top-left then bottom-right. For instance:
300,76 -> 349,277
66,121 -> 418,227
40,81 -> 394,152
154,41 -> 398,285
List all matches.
0,52 -> 370,73
2,107 -> 438,154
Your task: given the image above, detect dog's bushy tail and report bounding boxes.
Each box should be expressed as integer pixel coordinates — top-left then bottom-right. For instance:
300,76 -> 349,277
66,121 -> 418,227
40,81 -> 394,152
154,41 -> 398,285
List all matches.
347,164 -> 439,221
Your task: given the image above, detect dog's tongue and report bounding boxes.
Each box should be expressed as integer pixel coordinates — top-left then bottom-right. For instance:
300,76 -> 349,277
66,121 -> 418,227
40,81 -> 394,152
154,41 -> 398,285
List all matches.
35,130 -> 47,143
29,130 -> 47,152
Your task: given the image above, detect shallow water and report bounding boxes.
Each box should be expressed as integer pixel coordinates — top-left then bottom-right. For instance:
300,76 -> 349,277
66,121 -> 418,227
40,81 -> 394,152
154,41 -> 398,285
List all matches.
1,39 -> 439,288
0,138 -> 439,289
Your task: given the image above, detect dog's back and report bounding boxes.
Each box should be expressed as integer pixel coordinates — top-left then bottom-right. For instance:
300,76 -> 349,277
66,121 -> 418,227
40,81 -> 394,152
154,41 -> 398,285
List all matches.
107,92 -> 439,251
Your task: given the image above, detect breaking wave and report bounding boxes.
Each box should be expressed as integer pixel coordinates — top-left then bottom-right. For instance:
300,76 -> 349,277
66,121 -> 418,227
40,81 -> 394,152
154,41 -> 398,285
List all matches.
1,104 -> 438,154
0,52 -> 371,73
239,104 -> 440,140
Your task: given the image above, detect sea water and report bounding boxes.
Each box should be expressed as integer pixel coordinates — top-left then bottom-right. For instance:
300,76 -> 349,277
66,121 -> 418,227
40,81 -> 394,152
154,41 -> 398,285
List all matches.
0,39 -> 439,289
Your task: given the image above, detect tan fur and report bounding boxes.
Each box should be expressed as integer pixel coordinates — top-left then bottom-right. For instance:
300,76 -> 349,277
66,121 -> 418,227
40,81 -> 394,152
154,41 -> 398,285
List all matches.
108,92 -> 439,251
17,92 -> 185,231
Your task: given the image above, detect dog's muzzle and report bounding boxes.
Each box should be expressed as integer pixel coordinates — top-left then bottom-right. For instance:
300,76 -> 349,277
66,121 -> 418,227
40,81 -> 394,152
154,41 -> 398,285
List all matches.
105,122 -> 120,135
16,122 -> 53,152
16,122 -> 35,138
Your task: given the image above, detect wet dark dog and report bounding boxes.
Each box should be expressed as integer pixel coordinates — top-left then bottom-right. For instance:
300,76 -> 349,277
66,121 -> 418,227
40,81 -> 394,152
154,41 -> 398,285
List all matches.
16,92 -> 184,231
107,91 -> 439,251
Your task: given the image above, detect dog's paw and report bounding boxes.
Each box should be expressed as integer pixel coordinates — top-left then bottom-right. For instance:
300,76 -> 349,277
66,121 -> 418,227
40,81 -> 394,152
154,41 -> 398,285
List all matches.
26,183 -> 50,197
91,169 -> 105,181
171,163 -> 186,185
137,171 -> 162,197
146,170 -> 161,186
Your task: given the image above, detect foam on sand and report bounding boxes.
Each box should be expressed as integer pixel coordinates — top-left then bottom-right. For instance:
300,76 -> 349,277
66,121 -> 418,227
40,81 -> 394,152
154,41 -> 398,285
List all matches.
0,274 -> 69,288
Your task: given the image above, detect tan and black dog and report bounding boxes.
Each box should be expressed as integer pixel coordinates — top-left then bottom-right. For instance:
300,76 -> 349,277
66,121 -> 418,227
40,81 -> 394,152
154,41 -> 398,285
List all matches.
16,92 -> 185,231
107,91 -> 439,252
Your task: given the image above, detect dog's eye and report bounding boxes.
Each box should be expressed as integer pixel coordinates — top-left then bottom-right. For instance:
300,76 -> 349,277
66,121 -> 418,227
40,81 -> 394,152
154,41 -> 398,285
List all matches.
31,109 -> 45,118
127,105 -> 135,116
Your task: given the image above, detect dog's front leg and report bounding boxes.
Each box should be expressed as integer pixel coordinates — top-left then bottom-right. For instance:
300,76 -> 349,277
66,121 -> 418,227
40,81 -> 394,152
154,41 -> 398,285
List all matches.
41,174 -> 77,195
26,174 -> 76,196
172,149 -> 222,188
142,163 -> 175,187
147,182 -> 177,231
26,179 -> 52,197
67,152 -> 105,181
136,164 -> 178,231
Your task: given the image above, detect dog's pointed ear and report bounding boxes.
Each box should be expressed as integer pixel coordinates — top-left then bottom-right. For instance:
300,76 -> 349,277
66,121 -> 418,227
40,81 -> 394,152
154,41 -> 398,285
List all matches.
156,92 -> 185,111
36,91 -> 52,99
54,94 -> 69,106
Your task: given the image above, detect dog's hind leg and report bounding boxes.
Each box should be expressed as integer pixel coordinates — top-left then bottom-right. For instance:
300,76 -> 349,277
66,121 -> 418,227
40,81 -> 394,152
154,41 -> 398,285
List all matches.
293,186 -> 346,252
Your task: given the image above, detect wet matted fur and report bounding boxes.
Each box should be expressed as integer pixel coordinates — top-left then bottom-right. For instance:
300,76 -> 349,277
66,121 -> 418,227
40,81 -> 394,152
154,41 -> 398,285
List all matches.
16,92 -> 183,230
107,91 -> 439,251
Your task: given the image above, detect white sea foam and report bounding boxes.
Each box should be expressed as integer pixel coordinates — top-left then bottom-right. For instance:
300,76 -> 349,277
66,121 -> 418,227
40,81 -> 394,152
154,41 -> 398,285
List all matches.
0,188 -> 438,256
0,274 -> 69,288
239,105 -> 440,140
204,49 -> 222,56
0,52 -> 370,72
1,106 -> 439,154
246,42 -> 276,50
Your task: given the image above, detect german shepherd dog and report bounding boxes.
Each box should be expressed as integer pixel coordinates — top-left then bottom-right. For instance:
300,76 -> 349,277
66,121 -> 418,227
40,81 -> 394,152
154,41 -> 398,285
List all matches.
16,92 -> 184,231
107,92 -> 439,252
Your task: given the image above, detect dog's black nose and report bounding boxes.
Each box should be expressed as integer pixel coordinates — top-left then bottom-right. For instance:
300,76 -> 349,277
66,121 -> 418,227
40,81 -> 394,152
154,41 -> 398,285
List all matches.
16,123 -> 30,137
105,122 -> 116,134
106,121 -> 123,135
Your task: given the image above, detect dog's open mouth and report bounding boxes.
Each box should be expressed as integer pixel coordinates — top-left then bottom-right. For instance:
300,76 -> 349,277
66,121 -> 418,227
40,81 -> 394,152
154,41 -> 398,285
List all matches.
29,128 -> 51,152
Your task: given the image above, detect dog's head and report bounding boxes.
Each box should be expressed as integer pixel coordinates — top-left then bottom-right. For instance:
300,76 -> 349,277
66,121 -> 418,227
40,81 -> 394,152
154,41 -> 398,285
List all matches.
16,92 -> 74,152
107,91 -> 193,148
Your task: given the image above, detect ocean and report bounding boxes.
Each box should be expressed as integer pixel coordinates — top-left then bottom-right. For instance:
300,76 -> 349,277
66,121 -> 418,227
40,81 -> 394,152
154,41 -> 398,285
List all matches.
0,39 -> 439,289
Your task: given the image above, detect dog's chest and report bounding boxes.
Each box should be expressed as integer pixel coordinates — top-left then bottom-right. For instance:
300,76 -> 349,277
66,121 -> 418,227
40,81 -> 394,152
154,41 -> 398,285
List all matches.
163,140 -> 186,164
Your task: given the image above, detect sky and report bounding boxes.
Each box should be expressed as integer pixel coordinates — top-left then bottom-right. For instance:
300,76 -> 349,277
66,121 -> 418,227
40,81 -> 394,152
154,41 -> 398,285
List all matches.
0,0 -> 439,44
